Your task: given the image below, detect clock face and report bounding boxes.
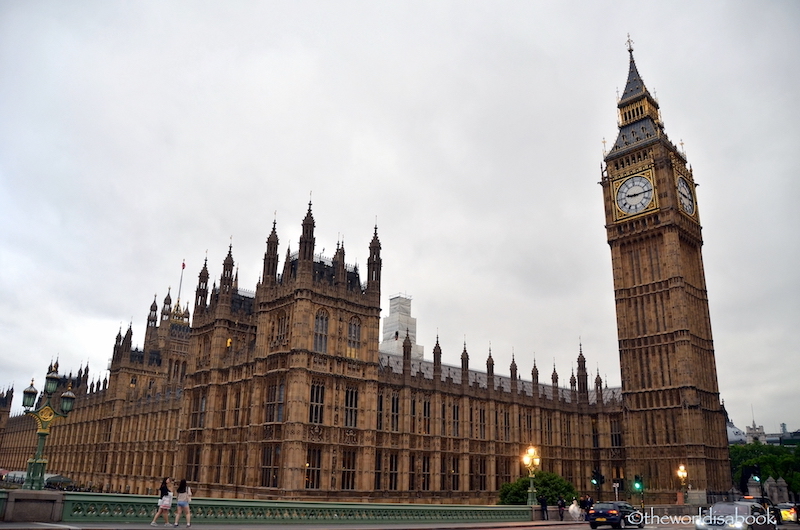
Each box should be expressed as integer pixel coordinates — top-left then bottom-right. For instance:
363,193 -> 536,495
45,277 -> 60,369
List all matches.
616,174 -> 654,215
677,176 -> 695,215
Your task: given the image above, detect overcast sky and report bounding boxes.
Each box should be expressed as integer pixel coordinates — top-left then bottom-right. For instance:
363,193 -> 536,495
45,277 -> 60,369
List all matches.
1,1 -> 798,434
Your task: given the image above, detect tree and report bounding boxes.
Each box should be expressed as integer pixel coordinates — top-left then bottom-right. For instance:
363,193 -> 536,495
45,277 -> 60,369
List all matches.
498,471 -> 579,505
730,443 -> 800,494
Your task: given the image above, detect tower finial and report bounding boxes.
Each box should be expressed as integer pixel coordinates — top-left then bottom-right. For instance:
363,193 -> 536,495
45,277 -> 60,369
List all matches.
626,33 -> 634,55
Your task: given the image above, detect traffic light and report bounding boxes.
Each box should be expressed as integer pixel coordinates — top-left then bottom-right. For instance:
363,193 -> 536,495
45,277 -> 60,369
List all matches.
591,469 -> 605,486
633,474 -> 643,491
753,464 -> 761,483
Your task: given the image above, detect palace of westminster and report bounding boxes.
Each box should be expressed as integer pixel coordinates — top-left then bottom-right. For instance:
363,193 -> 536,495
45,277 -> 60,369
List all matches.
0,45 -> 732,504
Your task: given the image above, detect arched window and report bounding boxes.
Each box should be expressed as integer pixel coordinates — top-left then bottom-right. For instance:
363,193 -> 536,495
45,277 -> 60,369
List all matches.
346,317 -> 361,358
272,310 -> 288,346
313,310 -> 329,353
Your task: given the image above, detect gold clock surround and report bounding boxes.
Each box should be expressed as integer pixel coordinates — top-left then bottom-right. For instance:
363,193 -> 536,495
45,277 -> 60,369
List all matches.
612,168 -> 658,219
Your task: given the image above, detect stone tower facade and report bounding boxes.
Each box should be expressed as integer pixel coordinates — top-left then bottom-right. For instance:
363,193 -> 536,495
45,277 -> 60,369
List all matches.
600,41 -> 731,500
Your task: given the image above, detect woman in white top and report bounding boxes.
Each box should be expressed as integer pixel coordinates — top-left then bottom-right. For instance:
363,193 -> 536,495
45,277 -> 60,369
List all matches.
173,479 -> 192,527
569,498 -> 582,521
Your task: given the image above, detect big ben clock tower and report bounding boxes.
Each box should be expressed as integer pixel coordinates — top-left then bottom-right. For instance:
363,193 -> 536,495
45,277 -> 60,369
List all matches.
601,39 -> 730,501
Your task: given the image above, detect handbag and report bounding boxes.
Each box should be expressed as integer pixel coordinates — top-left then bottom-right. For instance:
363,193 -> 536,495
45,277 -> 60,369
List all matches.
158,493 -> 172,509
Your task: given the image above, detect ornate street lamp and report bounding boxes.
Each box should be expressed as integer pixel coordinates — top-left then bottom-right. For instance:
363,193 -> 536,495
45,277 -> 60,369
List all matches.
677,464 -> 688,504
21,370 -> 76,490
522,446 -> 540,506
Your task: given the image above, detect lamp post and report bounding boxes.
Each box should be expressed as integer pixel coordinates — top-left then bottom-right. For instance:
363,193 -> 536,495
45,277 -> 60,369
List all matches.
21,370 -> 76,490
677,464 -> 688,505
522,446 -> 540,506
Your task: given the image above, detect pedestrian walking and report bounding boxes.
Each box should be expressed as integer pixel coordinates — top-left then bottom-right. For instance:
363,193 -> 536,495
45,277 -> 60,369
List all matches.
558,495 -> 566,520
173,479 -> 192,527
151,477 -> 173,527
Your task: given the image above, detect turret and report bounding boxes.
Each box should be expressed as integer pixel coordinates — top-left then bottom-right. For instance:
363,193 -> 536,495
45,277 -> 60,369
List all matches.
282,246 -> 293,281
262,220 -> 280,285
161,289 -> 172,321
551,364 -> 559,400
195,258 -> 209,312
433,336 -> 442,384
220,245 -> 235,295
333,241 -> 346,287
147,296 -> 158,328
122,324 -> 133,355
510,354 -> 518,394
570,369 -> 577,396
113,327 -> 123,362
145,295 -> 159,347
460,342 -> 469,389
595,372 -> 604,405
298,202 -> 315,273
367,225 -> 381,295
577,345 -> 589,402
402,329 -> 412,385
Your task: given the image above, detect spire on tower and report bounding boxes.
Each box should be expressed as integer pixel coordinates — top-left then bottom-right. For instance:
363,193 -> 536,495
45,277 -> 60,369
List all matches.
367,224 -> 381,292
220,245 -> 235,294
262,219 -> 280,285
161,288 -> 172,320
299,201 -> 316,262
606,36 -> 671,161
195,258 -> 209,311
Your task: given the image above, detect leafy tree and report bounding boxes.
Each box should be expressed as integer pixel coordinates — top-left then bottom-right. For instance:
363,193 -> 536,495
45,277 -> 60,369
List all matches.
498,471 -> 578,505
730,443 -> 800,494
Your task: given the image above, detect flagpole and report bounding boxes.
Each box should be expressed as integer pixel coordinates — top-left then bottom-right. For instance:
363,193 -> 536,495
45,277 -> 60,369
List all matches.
176,260 -> 185,306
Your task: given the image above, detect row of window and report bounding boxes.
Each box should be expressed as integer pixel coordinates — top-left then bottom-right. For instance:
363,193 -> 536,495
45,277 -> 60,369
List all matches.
260,444 -> 513,491
192,384 -> 623,449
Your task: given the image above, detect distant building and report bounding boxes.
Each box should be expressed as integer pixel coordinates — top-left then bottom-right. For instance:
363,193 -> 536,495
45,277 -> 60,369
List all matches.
741,420 -> 800,447
379,294 -> 424,360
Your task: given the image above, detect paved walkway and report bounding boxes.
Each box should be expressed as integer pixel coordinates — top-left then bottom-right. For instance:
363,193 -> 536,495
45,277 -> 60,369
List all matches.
0,520 -> 586,530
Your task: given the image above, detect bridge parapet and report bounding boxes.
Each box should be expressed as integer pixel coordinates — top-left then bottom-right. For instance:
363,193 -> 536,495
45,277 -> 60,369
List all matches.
61,493 -> 532,525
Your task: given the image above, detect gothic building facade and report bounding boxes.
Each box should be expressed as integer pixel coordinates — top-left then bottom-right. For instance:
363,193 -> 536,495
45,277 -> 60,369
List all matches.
0,45 -> 730,504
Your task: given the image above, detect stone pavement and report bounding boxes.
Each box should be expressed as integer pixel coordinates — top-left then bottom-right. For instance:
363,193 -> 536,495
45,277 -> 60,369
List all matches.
0,520 -> 586,530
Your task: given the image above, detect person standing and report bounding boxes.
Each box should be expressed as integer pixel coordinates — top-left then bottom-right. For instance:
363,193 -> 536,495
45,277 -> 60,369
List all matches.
557,495 -> 566,520
151,477 -> 173,527
569,498 -> 581,521
173,479 -> 192,527
539,495 -> 549,520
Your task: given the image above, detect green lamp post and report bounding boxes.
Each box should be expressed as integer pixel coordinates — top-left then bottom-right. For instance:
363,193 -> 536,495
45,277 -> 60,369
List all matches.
21,370 -> 76,490
522,445 -> 540,506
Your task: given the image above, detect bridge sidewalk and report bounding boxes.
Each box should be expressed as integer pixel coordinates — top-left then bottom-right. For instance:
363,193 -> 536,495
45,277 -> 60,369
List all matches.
0,520 -> 586,530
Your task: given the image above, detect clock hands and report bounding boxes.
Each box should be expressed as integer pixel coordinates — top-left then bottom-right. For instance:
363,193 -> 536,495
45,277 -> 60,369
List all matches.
625,189 -> 648,200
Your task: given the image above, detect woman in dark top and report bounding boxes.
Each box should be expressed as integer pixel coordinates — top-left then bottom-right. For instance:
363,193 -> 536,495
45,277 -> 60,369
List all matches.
150,477 -> 173,526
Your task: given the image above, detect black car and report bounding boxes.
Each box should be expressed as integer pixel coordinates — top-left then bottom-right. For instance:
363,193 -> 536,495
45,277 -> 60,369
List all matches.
588,501 -> 644,529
